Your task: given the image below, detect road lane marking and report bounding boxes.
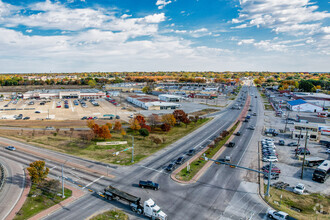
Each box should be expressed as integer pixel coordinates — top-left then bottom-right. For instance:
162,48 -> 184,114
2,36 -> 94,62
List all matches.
49,166 -> 57,171
139,165 -> 164,174
82,175 -> 104,189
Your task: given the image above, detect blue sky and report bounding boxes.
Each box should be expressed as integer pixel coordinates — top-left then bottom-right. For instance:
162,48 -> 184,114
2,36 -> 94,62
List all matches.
0,0 -> 329,73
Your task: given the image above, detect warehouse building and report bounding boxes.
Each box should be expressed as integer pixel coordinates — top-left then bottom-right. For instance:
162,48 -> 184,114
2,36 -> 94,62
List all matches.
158,94 -> 183,102
127,95 -> 181,110
287,99 -> 323,112
23,89 -> 106,99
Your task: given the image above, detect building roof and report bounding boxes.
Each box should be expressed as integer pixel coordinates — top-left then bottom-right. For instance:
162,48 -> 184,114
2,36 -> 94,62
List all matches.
145,102 -> 181,107
287,99 -> 307,106
158,94 -> 182,98
297,115 -> 326,124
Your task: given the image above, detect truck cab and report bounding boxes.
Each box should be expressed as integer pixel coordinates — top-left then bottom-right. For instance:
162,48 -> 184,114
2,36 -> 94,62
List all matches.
144,199 -> 167,220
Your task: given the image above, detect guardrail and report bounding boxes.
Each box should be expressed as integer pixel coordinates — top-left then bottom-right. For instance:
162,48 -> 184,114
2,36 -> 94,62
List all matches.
0,162 -> 6,192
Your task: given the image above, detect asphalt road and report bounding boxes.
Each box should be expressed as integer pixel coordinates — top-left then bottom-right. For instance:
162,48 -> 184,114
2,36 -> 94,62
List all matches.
0,85 -> 270,220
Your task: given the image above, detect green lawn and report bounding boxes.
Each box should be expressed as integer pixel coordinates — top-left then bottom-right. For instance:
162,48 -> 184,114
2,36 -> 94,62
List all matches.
14,182 -> 72,220
3,118 -> 210,165
90,209 -> 128,220
265,186 -> 330,220
176,121 -> 239,181
264,104 -> 274,111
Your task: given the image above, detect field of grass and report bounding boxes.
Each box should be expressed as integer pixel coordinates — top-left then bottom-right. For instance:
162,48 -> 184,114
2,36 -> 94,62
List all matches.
265,186 -> 330,220
264,104 -> 274,111
1,118 -> 210,165
90,209 -> 128,220
14,182 -> 72,220
176,121 -> 239,181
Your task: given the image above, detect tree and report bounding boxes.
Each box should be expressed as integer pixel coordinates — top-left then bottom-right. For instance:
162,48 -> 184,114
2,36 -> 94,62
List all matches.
139,128 -> 149,138
87,120 -> 96,130
105,123 -> 112,130
147,114 -> 160,129
92,124 -> 100,137
173,110 -> 188,124
99,125 -> 112,140
142,86 -> 152,94
150,136 -> 162,146
141,124 -> 151,132
113,121 -> 122,131
130,119 -> 141,131
88,79 -> 97,88
135,115 -> 146,126
182,117 -> 191,128
27,160 -> 49,184
299,80 -> 314,92
121,129 -> 127,136
161,123 -> 171,132
161,114 -> 176,127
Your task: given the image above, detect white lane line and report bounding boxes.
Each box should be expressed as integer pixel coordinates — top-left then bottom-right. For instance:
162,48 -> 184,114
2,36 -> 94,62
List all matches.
139,165 -> 163,174
82,175 -> 104,189
49,166 -> 57,171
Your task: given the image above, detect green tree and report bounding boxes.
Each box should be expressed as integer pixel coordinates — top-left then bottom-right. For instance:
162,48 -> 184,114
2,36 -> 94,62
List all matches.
142,86 -> 152,94
139,128 -> 149,138
299,80 -> 314,92
88,79 -> 97,88
27,160 -> 49,184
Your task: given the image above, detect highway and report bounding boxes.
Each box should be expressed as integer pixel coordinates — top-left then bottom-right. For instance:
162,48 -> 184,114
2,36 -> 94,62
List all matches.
0,85 -> 270,220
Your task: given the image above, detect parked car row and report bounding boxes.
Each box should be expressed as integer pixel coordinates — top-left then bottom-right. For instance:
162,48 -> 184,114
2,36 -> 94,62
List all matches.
165,148 -> 197,172
81,116 -> 98,120
262,138 -> 278,162
105,97 -> 119,106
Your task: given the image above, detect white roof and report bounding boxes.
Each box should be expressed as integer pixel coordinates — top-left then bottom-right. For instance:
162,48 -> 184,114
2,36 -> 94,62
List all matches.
159,94 -> 182,98
145,102 -> 181,107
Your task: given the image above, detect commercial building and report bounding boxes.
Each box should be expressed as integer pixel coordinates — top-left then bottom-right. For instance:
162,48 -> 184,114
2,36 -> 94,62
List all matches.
287,99 -> 323,112
293,92 -> 330,108
127,95 -> 181,110
158,94 -> 182,102
23,89 -> 106,99
292,123 -> 321,142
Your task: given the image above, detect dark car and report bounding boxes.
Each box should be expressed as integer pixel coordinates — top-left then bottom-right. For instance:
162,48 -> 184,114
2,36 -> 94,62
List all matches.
5,146 -> 16,151
23,116 -> 30,120
228,142 -> 235,147
236,131 -> 241,136
297,149 -> 311,155
64,104 -> 69,109
81,116 -> 87,120
187,149 -> 196,156
165,163 -> 175,172
115,115 -> 120,119
35,111 -> 40,113
264,172 -> 279,180
288,142 -> 299,147
243,119 -> 249,122
175,156 -> 185,165
279,140 -> 285,146
139,180 -> 159,190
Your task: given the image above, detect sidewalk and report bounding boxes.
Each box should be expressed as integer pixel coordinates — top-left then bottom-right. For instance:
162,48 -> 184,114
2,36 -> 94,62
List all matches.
6,169 -> 31,220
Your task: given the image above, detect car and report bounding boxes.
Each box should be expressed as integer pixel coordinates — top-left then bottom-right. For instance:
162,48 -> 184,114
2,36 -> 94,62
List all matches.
288,142 -> 299,147
248,126 -> 255,130
224,156 -> 231,162
253,112 -> 257,116
175,156 -> 185,165
293,183 -> 305,195
228,142 -> 235,147
139,180 -> 159,190
35,111 -> 40,113
236,131 -> 241,136
264,172 -> 279,180
187,149 -> 196,156
165,163 -> 175,171
4,105 -> 8,107
248,108 -> 252,111
326,149 -> 330,154
287,121 -> 294,124
115,115 -> 120,119
262,156 -> 278,162
5,146 -> 16,151
262,165 -> 281,174
64,104 -> 69,108
81,116 -> 87,120
297,149 -> 310,155
93,116 -> 98,120
279,140 -> 285,146
23,117 -> 30,120
243,119 -> 248,122
87,117 -> 93,120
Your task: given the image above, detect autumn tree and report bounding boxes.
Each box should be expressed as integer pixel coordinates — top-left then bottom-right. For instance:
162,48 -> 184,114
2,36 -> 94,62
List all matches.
27,160 -> 49,184
121,129 -> 127,136
139,128 -> 149,138
161,123 -> 171,132
141,124 -> 151,132
130,119 -> 141,131
173,110 -> 188,124
92,124 -> 100,137
99,125 -> 112,140
142,86 -> 152,94
161,114 -> 176,127
87,120 -> 96,130
88,79 -> 97,88
182,116 -> 191,128
105,122 -> 112,130
113,121 -> 122,132
135,115 -> 146,126
147,114 -> 160,129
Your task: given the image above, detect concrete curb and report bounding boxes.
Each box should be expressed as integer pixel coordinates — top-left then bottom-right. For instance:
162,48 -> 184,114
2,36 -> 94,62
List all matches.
171,95 -> 251,184
6,169 -> 31,220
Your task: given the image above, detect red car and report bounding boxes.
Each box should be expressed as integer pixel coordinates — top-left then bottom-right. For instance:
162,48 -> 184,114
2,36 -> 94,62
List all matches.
262,165 -> 281,174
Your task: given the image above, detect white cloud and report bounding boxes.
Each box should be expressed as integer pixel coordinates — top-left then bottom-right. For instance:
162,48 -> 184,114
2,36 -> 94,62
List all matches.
156,0 -> 172,9
233,0 -> 330,35
237,39 -> 255,45
26,29 -> 32,33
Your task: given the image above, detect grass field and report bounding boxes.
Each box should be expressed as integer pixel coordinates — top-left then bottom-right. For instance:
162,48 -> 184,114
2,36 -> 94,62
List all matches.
1,118 -> 210,165
265,186 -> 330,220
176,121 -> 239,181
14,182 -> 72,220
90,209 -> 128,220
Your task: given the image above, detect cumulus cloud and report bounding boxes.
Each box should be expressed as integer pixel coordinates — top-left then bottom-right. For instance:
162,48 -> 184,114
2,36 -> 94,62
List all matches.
156,0 -> 172,9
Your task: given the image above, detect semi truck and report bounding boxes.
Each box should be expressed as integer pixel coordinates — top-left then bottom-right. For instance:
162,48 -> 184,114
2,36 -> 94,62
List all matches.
103,185 -> 167,220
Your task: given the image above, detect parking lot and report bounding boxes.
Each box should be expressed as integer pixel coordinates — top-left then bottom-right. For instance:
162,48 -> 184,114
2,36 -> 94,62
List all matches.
261,106 -> 330,194
0,98 -> 133,121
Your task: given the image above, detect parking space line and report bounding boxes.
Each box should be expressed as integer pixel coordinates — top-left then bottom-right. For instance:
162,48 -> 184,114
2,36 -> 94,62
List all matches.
82,175 -> 104,189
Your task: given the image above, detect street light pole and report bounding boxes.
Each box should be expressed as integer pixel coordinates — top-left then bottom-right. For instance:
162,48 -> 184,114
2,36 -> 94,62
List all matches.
131,135 -> 134,163
61,160 -> 68,198
301,130 -> 308,180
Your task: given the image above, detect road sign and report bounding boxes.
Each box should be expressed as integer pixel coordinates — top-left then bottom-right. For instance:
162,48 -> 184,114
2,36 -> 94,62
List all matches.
97,141 -> 127,146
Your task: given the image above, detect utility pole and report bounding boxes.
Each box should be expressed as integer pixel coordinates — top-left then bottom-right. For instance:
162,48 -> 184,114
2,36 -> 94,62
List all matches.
284,112 -> 290,133
131,135 -> 134,163
61,160 -> 68,198
295,129 -> 302,157
300,130 -> 308,179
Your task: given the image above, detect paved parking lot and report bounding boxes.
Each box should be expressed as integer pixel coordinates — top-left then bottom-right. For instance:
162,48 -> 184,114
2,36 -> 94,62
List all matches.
261,108 -> 330,194
0,98 -> 132,121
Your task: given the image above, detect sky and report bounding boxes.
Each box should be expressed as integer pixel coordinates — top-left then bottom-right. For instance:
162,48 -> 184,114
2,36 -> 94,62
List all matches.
0,0 -> 329,73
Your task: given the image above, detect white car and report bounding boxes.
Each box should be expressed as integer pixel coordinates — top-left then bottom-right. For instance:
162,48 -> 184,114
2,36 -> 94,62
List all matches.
262,156 -> 278,162
293,183 -> 305,195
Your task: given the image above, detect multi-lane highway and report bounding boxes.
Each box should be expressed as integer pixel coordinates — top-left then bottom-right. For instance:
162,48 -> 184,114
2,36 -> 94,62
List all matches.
0,85 -> 270,220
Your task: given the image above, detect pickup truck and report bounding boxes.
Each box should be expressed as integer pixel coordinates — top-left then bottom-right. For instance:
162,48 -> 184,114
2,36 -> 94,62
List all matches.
139,180 -> 160,190
267,210 -> 297,220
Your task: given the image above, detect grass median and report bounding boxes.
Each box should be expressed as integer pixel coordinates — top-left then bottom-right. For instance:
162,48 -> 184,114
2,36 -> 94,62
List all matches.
265,186 -> 330,220
90,209 -> 128,220
176,121 -> 239,181
14,181 -> 72,220
0,118 -> 210,165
